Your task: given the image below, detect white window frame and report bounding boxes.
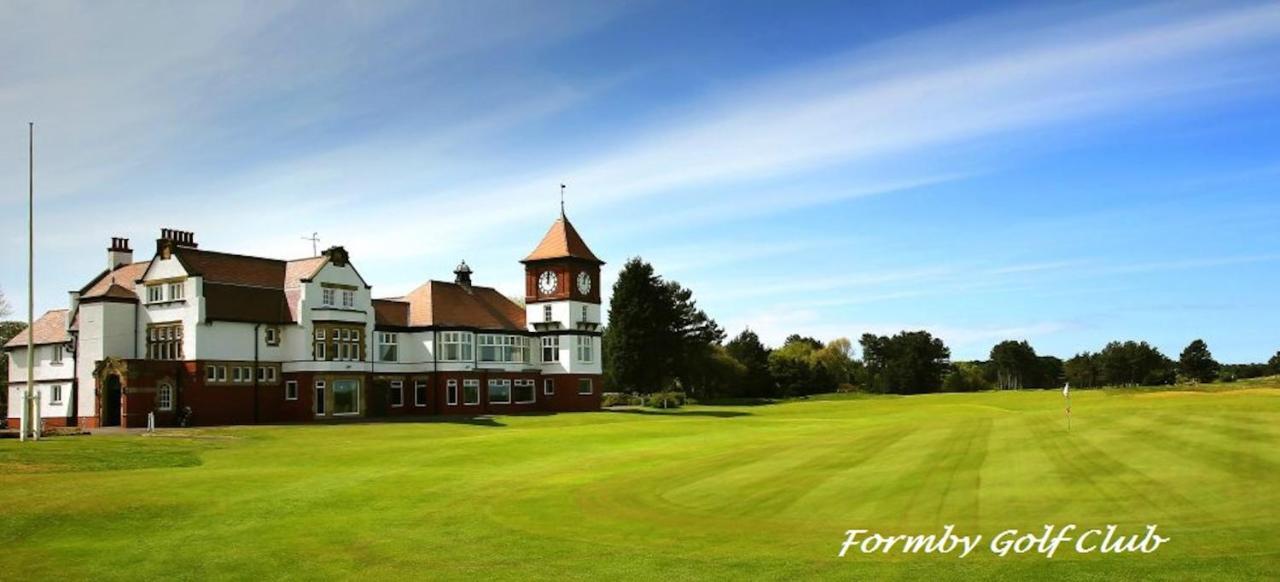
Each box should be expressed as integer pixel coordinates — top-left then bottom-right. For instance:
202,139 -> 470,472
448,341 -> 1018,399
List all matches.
577,336 -> 593,363
168,281 -> 184,301
378,332 -> 398,362
446,379 -> 458,406
157,383 -> 173,411
322,288 -> 335,306
51,344 -> 64,364
206,365 -> 218,382
389,381 -> 404,407
232,366 -> 243,383
147,284 -> 164,303
463,379 -> 480,405
514,379 -> 536,404
342,289 -> 355,308
578,378 -> 593,395
50,384 -> 63,405
542,336 -> 560,362
285,380 -> 299,401
414,381 -> 428,407
544,378 -> 555,396
440,331 -> 473,362
314,380 -> 327,415
216,366 -> 227,382
543,304 -> 553,322
581,305 -> 588,322
265,327 -> 280,346
488,379 -> 512,404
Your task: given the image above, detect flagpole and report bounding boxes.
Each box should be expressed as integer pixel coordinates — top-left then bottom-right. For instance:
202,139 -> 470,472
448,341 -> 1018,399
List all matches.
1064,382 -> 1071,432
24,122 -> 35,442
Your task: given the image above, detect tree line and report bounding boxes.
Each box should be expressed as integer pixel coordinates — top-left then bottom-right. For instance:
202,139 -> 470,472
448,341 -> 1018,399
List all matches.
602,259 -> 1280,399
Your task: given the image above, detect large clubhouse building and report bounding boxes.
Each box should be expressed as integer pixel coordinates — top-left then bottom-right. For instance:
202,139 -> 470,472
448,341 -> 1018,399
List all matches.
5,213 -> 605,428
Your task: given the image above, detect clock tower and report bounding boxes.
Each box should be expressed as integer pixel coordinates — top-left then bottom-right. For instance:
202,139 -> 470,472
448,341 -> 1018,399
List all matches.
522,211 -> 604,406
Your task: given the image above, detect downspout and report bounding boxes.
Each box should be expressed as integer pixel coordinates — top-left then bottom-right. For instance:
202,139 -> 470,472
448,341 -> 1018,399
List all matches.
68,335 -> 78,424
432,329 -> 439,414
253,323 -> 261,424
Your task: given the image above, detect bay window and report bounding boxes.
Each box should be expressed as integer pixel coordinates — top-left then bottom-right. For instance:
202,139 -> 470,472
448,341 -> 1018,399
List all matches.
439,331 -> 473,362
147,323 -> 183,360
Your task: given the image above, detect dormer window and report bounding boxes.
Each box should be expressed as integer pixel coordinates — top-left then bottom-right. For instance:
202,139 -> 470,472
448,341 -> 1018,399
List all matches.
322,288 -> 335,306
168,282 -> 184,301
342,289 -> 355,308
147,284 -> 164,303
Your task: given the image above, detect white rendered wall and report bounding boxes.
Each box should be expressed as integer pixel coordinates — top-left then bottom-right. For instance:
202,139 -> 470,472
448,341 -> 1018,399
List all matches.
139,257 -> 200,358
7,344 -> 76,419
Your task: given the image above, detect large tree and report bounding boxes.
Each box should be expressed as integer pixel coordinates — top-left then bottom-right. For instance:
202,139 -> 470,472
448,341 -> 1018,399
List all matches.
603,258 -> 723,394
1269,351 -> 1280,376
603,259 -> 668,392
1064,352 -> 1102,388
860,331 -> 951,394
943,362 -> 991,392
767,338 -> 819,397
725,328 -> 773,397
989,340 -> 1039,389
1097,340 -> 1175,386
1178,339 -> 1219,383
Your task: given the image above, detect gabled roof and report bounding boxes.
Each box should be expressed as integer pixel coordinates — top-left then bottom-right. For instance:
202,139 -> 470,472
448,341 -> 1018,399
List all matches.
4,309 -> 70,349
285,256 -> 327,288
79,261 -> 149,300
396,281 -> 525,331
523,215 -> 603,264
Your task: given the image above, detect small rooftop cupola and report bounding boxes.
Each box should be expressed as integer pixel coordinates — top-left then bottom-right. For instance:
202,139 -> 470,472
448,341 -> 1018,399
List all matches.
107,237 -> 132,269
454,260 -> 473,290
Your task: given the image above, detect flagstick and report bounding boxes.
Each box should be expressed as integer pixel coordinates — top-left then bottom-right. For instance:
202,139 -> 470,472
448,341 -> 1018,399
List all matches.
24,122 -> 35,442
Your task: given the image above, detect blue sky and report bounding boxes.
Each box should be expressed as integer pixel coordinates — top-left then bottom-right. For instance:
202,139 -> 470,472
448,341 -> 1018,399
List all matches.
2,0 -> 1278,362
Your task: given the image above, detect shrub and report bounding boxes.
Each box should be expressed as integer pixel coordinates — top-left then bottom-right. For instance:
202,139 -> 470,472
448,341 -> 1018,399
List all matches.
644,391 -> 686,409
601,392 -> 643,407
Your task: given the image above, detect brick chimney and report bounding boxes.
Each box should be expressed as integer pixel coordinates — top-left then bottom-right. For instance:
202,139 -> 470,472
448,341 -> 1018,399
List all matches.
158,228 -> 198,249
107,237 -> 133,269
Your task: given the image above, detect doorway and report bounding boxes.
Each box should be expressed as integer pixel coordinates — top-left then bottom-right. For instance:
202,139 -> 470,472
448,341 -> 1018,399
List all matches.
102,374 -> 122,427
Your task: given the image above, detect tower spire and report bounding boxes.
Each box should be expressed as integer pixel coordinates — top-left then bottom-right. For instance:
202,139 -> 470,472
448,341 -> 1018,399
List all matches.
559,183 -> 566,218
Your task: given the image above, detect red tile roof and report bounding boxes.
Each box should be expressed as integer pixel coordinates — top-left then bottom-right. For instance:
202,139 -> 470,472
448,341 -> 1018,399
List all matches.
285,256 -> 327,288
4,309 -> 70,349
523,216 -> 603,264
397,281 -> 525,330
80,261 -> 149,299
372,298 -> 411,327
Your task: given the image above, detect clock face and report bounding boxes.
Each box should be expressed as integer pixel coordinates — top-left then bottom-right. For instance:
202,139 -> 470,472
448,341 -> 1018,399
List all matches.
537,271 -> 558,295
576,272 -> 592,294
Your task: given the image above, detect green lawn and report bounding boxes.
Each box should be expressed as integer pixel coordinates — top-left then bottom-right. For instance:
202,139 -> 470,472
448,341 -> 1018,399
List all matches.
2,382 -> 1278,580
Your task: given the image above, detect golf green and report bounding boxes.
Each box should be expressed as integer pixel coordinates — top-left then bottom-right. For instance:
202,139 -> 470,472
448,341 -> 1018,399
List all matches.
2,382 -> 1277,580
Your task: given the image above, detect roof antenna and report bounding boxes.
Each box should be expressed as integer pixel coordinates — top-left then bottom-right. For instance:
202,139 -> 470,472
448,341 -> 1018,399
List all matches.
301,232 -> 320,257
559,183 -> 566,218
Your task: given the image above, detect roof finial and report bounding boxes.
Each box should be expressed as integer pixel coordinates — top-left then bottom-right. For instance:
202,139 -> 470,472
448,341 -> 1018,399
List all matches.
559,183 -> 566,218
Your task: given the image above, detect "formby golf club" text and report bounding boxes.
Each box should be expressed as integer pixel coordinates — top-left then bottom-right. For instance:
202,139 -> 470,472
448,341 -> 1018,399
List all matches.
837,524 -> 1170,559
